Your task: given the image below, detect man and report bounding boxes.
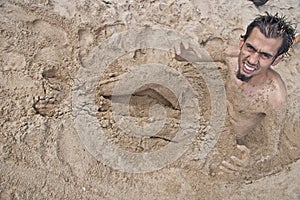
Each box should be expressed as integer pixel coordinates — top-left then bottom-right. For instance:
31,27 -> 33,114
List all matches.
173,13 -> 296,172
221,13 -> 296,171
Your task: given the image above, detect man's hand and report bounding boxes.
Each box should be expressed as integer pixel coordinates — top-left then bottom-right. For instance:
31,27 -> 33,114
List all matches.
169,40 -> 203,62
219,144 -> 251,174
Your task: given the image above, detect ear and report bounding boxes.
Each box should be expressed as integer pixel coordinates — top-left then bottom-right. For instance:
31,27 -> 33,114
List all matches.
272,54 -> 284,66
239,38 -> 245,49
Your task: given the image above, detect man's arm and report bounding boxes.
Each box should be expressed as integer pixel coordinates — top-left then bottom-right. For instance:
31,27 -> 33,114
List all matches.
261,34 -> 297,153
259,78 -> 287,161
261,105 -> 286,160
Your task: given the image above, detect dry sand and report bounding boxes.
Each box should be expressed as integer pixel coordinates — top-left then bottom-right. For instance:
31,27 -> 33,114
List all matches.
0,0 -> 300,199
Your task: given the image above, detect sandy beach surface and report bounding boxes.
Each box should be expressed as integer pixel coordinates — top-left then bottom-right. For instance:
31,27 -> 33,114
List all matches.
0,0 -> 300,199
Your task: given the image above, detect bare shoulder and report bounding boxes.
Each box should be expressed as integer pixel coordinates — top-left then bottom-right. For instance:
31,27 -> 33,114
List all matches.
268,68 -> 287,110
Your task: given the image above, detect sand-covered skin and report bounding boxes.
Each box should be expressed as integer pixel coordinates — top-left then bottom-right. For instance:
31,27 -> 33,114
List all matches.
0,0 -> 299,199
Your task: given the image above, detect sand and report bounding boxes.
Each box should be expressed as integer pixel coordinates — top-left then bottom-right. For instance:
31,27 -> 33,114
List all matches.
0,0 -> 300,199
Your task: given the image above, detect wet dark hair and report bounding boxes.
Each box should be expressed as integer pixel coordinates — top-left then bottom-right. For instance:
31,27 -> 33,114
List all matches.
241,12 -> 296,59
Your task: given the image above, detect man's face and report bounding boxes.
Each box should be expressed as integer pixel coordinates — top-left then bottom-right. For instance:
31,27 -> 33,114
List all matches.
237,27 -> 283,82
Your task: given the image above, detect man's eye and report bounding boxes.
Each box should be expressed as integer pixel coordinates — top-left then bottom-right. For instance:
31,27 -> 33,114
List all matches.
246,44 -> 255,52
261,53 -> 272,59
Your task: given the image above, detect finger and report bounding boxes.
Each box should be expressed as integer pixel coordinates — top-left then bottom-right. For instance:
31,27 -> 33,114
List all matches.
230,156 -> 248,167
182,40 -> 189,50
191,46 -> 202,60
174,41 -> 182,55
168,47 -> 176,59
237,144 -> 250,155
219,165 -> 235,174
221,160 -> 242,171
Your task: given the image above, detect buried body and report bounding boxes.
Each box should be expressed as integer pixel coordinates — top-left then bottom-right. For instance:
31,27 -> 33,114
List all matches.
175,13 -> 297,173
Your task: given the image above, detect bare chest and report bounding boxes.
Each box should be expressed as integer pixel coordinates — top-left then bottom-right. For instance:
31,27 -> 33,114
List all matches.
226,79 -> 270,137
226,79 -> 270,114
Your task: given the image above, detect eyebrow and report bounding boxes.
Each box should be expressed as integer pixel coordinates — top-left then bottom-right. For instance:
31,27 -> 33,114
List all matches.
245,42 -> 274,58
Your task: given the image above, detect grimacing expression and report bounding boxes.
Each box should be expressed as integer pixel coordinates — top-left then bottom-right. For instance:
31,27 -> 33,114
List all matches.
237,27 -> 283,82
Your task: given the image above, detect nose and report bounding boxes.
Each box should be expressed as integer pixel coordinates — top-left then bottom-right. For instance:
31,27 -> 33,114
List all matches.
247,52 -> 260,65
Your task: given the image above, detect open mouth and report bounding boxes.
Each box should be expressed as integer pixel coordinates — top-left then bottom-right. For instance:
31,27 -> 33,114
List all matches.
242,62 -> 257,75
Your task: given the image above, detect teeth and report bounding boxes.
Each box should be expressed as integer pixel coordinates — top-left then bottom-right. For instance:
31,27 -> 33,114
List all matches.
244,63 -> 256,71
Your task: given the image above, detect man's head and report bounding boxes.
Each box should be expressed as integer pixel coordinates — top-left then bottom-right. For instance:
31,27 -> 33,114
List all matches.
242,12 -> 295,59
237,13 -> 296,82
